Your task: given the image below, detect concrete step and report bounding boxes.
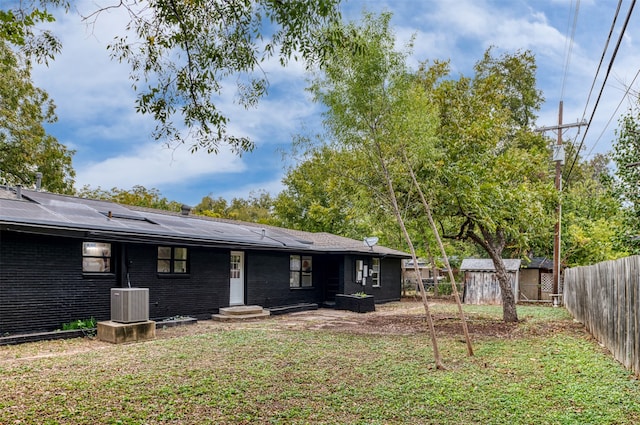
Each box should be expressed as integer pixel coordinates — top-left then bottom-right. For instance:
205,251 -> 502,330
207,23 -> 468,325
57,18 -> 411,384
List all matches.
219,305 -> 265,316
212,305 -> 271,322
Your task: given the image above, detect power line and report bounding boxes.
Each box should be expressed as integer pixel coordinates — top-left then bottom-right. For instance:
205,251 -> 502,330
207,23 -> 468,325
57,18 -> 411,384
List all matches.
585,68 -> 640,159
565,0 -> 636,185
577,0 -> 623,124
560,0 -> 580,101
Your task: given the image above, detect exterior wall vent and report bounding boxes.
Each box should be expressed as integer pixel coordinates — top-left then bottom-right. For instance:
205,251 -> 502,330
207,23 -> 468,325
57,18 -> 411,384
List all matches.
110,288 -> 149,323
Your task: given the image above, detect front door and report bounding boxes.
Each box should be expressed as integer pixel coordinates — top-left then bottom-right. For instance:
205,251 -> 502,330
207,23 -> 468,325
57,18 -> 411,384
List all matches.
230,251 -> 245,305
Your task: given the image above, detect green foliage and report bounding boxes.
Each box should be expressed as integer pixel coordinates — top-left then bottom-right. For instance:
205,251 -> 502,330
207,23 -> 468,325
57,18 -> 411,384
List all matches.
272,146 -> 380,240
0,39 -> 75,193
61,317 -> 96,331
611,102 -> 640,254
193,191 -> 274,224
77,185 -> 182,211
562,152 -> 628,266
102,0 -> 342,154
0,1 -> 68,64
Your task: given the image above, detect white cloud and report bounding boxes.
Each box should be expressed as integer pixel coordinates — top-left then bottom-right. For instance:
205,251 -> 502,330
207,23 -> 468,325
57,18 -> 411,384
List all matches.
75,142 -> 246,190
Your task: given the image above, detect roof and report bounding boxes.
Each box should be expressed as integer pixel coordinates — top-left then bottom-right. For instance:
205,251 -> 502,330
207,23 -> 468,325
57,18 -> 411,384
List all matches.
0,186 -> 409,257
523,257 -> 553,269
460,258 -> 522,272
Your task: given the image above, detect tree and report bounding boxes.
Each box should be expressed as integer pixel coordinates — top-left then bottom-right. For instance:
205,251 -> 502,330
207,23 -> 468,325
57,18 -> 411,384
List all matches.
194,191 -> 274,224
77,185 -> 182,211
427,50 -> 556,323
309,12 -> 457,368
562,151 -> 628,266
0,1 -> 66,64
0,39 -> 74,193
272,146 -> 383,240
4,0 -> 342,154
611,101 -> 640,254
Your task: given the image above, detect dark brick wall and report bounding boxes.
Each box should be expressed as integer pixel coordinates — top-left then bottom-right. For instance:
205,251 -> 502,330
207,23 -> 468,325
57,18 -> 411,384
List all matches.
124,245 -> 229,321
375,257 -> 402,303
245,251 -> 322,307
341,255 -> 402,303
0,232 -> 115,335
0,230 -> 405,335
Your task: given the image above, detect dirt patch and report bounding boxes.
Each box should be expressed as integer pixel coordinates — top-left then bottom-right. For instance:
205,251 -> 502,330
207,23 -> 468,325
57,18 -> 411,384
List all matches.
177,301 -> 579,340
0,301 -> 584,363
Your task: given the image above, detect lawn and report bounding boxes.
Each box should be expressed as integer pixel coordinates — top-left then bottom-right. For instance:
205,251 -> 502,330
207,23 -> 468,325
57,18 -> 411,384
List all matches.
1,301 -> 639,424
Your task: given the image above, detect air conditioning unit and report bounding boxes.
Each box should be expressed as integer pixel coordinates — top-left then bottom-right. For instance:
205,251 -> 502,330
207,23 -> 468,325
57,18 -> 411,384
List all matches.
111,288 -> 149,323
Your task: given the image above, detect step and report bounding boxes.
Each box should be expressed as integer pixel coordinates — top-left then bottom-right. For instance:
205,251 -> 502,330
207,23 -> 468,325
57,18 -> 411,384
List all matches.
211,311 -> 271,321
219,305 -> 266,316
212,305 -> 271,322
267,303 -> 318,316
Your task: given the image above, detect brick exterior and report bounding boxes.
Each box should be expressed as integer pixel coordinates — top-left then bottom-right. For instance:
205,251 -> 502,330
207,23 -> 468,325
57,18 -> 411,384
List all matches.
0,232 -> 114,334
0,230 -> 403,335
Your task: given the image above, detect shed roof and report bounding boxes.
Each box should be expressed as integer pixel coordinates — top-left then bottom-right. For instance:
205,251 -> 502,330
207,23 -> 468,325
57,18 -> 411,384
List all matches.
524,257 -> 553,270
0,186 -> 409,257
460,258 -> 522,272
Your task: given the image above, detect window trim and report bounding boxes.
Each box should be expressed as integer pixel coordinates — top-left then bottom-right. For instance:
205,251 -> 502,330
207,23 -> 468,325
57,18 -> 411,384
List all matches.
157,246 -> 189,274
371,257 -> 381,287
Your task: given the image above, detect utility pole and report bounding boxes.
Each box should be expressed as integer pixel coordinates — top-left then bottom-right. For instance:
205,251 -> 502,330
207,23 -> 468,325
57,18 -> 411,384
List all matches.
535,101 -> 587,304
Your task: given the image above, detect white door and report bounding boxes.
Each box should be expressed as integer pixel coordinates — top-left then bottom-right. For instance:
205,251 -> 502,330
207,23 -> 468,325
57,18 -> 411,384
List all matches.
229,251 -> 245,305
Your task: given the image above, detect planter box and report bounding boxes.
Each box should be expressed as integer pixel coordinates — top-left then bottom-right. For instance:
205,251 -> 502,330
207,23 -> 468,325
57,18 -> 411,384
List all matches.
335,294 -> 375,313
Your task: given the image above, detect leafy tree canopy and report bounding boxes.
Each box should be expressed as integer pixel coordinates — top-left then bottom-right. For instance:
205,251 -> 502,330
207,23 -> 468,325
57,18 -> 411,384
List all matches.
611,101 -> 640,254
4,0 -> 343,154
193,191 -> 274,224
77,185 -> 182,211
0,38 -> 74,193
562,151 -> 627,266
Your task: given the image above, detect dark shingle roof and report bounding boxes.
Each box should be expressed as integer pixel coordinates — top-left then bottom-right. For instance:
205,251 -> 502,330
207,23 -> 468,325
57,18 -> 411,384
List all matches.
0,187 -> 408,257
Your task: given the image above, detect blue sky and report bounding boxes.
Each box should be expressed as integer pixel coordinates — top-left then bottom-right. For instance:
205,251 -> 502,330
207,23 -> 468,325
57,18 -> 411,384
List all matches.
30,0 -> 640,206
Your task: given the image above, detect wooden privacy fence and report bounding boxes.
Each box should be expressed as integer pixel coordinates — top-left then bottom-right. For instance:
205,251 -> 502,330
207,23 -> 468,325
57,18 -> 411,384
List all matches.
564,255 -> 640,376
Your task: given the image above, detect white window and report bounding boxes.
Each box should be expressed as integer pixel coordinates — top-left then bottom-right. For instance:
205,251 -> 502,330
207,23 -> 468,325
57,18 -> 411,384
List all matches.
230,253 -> 242,279
371,258 -> 381,287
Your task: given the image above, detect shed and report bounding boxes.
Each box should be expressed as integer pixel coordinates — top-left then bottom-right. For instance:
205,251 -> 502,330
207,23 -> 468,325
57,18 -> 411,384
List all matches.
460,258 -> 521,305
519,257 -> 554,301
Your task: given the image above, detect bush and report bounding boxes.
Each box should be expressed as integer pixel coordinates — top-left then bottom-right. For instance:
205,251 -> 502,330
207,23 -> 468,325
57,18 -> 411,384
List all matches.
61,317 -> 97,331
434,282 -> 462,296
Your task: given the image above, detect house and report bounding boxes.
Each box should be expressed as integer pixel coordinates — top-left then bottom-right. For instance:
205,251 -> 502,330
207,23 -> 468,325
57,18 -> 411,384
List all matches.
519,257 -> 554,302
460,258 -> 521,304
401,258 -> 446,289
0,186 -> 409,336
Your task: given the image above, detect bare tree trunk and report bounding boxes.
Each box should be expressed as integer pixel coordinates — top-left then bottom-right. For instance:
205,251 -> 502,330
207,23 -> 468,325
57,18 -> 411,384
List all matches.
373,143 -> 445,369
404,152 -> 474,356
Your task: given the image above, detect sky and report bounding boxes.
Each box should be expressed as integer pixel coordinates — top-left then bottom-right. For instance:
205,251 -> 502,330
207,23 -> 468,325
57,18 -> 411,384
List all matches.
28,0 -> 640,207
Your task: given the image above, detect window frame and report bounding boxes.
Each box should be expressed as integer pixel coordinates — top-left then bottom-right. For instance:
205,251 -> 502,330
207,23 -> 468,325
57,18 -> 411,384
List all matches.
371,257 -> 381,287
157,246 -> 189,274
290,254 -> 313,288
82,241 -> 113,274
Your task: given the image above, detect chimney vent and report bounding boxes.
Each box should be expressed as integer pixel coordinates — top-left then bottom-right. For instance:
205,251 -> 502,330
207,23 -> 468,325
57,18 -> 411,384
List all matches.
181,204 -> 191,216
15,184 -> 22,199
35,172 -> 42,191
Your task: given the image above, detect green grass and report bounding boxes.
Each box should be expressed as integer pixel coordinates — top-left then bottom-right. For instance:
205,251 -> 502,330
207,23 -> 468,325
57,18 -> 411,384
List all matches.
1,303 -> 639,424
